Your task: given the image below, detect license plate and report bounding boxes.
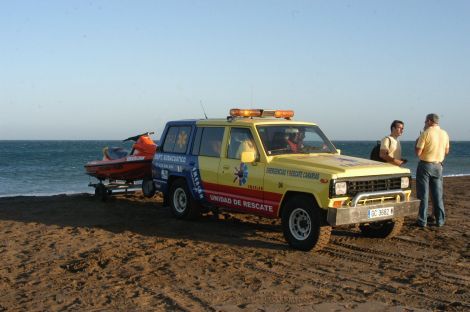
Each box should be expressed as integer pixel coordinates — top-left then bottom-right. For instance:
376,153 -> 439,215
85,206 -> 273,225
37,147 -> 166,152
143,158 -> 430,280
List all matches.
368,207 -> 394,219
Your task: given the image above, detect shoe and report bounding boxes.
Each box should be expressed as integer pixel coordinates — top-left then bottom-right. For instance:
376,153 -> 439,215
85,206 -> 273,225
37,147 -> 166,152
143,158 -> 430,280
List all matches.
415,222 -> 427,228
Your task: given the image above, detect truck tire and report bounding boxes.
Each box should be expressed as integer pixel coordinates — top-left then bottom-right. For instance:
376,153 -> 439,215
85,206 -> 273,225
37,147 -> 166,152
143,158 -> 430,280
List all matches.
169,179 -> 200,220
281,196 -> 331,251
359,217 -> 404,238
142,178 -> 156,198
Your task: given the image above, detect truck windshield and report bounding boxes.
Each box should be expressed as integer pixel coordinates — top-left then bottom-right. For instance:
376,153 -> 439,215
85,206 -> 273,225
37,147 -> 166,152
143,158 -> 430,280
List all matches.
257,125 -> 337,156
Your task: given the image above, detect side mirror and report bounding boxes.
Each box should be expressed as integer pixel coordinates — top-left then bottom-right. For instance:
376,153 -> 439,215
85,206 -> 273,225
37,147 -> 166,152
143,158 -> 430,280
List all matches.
336,149 -> 341,155
241,151 -> 256,163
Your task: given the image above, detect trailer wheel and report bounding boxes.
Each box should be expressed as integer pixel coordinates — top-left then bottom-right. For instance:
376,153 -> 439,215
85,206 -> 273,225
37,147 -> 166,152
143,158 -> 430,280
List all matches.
281,195 -> 331,251
169,179 -> 200,220
142,178 -> 156,198
359,217 -> 404,238
94,183 -> 108,201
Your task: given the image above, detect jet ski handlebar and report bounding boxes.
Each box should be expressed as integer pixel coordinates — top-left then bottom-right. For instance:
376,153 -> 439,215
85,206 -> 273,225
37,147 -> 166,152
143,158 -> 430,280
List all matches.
123,132 -> 155,142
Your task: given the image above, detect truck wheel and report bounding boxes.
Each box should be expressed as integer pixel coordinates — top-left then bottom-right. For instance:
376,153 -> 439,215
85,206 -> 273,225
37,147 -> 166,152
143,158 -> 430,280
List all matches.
281,196 -> 331,251
359,217 -> 404,238
142,178 -> 156,198
169,180 -> 200,220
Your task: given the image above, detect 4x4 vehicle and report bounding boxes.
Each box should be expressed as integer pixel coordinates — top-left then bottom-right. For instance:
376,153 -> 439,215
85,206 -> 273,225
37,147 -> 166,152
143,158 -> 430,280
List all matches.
152,109 -> 420,251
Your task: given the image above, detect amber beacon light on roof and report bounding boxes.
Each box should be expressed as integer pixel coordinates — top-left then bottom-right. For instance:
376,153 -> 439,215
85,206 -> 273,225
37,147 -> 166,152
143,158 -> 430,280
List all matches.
229,108 -> 294,120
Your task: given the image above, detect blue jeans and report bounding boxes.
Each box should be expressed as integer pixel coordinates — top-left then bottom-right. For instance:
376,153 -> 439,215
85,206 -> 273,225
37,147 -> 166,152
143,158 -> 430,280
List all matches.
416,161 -> 445,226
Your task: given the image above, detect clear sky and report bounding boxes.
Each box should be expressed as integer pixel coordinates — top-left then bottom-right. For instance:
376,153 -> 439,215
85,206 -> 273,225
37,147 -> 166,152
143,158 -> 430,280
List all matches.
1,0 -> 469,140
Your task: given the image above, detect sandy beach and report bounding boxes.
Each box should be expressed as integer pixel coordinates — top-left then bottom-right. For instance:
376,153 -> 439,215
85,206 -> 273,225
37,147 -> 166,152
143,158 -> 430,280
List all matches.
0,176 -> 468,311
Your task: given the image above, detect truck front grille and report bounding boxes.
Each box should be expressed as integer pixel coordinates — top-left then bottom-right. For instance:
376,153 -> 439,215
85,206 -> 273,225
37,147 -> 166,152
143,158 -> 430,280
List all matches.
347,177 -> 402,196
329,175 -> 409,198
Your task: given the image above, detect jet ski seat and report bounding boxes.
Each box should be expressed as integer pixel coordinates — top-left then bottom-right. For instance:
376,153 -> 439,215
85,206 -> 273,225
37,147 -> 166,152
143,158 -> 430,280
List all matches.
103,147 -> 129,160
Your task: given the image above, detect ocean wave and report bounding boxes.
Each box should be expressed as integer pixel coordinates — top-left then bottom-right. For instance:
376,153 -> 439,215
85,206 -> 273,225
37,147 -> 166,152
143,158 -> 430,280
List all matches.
443,173 -> 470,177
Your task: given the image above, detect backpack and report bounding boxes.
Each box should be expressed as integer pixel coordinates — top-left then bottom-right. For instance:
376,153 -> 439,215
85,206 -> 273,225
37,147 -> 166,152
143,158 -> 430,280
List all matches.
370,138 -> 389,162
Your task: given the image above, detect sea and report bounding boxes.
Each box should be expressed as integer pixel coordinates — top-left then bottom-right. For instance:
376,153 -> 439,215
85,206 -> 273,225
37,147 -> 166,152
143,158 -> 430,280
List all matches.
1,140 -> 469,197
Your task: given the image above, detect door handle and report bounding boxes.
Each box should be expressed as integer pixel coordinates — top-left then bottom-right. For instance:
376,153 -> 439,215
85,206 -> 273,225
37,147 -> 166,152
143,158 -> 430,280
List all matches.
223,165 -> 230,170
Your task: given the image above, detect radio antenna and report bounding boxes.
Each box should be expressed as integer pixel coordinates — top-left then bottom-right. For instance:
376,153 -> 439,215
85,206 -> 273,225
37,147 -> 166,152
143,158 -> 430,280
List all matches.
200,100 -> 208,119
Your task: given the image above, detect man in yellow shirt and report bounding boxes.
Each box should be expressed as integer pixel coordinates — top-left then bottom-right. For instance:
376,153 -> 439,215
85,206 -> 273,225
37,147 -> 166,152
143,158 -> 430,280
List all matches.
415,113 -> 450,228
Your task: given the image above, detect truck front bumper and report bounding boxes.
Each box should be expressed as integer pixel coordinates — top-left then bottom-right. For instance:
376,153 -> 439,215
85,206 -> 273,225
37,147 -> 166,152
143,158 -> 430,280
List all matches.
326,199 -> 420,226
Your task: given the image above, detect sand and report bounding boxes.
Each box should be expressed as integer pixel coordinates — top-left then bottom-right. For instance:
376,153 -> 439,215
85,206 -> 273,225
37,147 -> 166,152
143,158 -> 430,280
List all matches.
0,176 -> 468,311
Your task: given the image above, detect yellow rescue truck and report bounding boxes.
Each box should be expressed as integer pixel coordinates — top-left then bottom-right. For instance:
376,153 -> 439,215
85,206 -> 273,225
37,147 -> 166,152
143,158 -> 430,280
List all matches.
151,108 -> 420,251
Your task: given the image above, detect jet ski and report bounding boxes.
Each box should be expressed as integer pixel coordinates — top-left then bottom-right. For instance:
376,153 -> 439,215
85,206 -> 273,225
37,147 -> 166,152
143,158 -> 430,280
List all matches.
85,132 -> 157,199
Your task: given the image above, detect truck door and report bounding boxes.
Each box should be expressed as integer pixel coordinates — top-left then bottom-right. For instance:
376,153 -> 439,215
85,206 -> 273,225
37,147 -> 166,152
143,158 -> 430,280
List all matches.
191,126 -> 225,202
217,127 -> 272,217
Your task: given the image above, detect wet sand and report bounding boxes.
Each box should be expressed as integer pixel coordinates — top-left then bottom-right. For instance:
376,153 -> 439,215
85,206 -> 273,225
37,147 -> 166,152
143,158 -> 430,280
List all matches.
0,177 -> 469,311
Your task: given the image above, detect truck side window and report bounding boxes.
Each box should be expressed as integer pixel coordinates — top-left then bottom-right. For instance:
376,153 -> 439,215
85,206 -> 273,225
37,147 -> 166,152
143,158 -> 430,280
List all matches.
198,127 -> 224,157
162,126 -> 191,154
228,128 -> 258,160
162,127 -> 178,152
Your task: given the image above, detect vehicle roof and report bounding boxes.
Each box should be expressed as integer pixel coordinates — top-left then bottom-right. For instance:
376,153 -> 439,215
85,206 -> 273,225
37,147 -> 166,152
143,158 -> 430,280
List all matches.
167,117 -> 317,127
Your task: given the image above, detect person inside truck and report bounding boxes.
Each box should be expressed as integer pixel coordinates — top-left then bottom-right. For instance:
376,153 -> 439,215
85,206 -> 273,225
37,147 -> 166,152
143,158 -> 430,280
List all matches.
229,128 -> 258,160
270,131 -> 289,151
287,128 -> 305,153
236,137 -> 257,159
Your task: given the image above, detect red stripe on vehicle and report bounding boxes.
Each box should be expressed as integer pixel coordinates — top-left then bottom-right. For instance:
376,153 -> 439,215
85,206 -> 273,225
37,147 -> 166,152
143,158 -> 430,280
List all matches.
201,181 -> 283,217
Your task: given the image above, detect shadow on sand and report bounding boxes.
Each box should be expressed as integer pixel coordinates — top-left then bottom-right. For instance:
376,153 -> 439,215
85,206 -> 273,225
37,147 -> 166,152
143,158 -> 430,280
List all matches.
0,193 -> 302,251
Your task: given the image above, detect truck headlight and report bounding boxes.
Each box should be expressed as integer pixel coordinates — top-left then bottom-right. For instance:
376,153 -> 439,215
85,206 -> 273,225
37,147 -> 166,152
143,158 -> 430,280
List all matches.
401,177 -> 410,189
334,182 -> 347,195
